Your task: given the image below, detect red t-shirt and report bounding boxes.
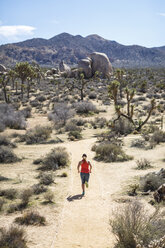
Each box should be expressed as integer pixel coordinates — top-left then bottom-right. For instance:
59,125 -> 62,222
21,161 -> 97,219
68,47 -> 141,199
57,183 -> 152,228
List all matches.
81,160 -> 89,173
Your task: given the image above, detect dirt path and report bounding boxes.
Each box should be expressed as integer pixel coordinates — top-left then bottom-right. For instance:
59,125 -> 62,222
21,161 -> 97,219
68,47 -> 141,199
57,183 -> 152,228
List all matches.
51,138 -> 114,248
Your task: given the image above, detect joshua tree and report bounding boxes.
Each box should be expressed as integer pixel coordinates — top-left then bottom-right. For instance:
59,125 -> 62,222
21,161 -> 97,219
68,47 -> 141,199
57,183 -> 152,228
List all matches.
8,69 -> 17,90
0,73 -> 10,103
15,62 -> 34,100
108,80 -> 156,131
115,69 -> 127,98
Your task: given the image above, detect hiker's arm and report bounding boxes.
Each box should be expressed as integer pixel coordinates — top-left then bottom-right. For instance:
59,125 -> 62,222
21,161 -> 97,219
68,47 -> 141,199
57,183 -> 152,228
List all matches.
77,161 -> 81,173
89,162 -> 92,173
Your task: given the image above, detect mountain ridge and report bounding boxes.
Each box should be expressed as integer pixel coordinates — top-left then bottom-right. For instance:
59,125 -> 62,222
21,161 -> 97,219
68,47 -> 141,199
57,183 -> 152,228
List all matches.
0,32 -> 165,68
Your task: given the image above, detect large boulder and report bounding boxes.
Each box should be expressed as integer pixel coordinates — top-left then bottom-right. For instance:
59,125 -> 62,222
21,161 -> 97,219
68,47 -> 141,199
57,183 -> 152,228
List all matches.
0,64 -> 7,72
89,52 -> 113,79
59,60 -> 70,73
78,58 -> 92,78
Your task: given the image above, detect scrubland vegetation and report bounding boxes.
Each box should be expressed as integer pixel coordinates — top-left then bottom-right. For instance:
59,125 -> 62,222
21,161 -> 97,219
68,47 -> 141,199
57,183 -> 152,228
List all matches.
0,63 -> 165,247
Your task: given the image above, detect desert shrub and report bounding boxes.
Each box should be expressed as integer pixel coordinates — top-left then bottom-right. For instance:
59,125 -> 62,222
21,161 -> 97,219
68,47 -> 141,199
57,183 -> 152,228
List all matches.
89,92 -> 97,99
30,99 -> 40,107
140,170 -> 165,192
68,130 -> 82,140
38,147 -> 69,171
19,106 -> 32,118
20,189 -> 33,205
131,138 -> 146,148
15,210 -> 46,226
43,190 -> 54,203
0,121 -> 5,132
65,120 -> 82,132
0,103 -> 26,130
74,118 -> 87,126
150,130 -> 165,144
0,188 -> 17,200
24,125 -> 52,144
39,172 -> 54,185
94,143 -> 133,162
32,184 -> 47,195
33,158 -> 43,164
37,95 -> 46,102
0,198 -> 5,211
60,172 -> 68,177
48,103 -> 75,127
0,135 -> 16,148
0,146 -> 20,163
113,117 -> 134,135
73,101 -> 98,114
0,225 -> 27,248
90,117 -> 107,129
7,203 -> 19,214
136,159 -> 152,170
110,200 -> 165,248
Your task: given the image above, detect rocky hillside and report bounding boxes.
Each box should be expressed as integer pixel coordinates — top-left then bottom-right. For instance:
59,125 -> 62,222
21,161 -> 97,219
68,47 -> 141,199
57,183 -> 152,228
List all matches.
0,32 -> 165,68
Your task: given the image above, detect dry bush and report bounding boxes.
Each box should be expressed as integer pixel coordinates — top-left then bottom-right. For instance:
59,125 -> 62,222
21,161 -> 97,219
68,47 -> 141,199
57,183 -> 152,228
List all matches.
39,172 -> 54,185
73,101 -> 98,114
38,147 -> 70,171
0,103 -> 26,130
23,125 -> 52,144
0,146 -> 20,163
0,225 -> 27,248
113,117 -> 134,135
94,143 -> 133,162
0,198 -> 5,211
90,117 -> 107,129
32,184 -> 47,195
136,159 -> 152,170
68,130 -> 82,140
140,170 -> 165,192
0,188 -> 17,200
43,190 -> 54,203
20,189 -> 33,205
136,235 -> 165,248
110,200 -> 165,248
0,135 -> 16,148
15,210 -> 46,226
151,130 -> 165,144
131,138 -> 146,149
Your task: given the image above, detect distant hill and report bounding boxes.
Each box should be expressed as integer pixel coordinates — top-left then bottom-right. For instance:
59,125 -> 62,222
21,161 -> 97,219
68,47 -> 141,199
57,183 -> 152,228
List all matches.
0,32 -> 165,68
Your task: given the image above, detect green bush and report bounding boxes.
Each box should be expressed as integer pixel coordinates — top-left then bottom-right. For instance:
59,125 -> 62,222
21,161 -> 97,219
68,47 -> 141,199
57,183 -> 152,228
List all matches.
94,143 -> 133,162
0,225 -> 27,248
38,147 -> 70,171
68,130 -> 82,140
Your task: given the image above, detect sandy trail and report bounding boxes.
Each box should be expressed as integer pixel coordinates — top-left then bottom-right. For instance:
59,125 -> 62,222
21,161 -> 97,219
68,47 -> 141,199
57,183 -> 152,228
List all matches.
52,138 -> 113,248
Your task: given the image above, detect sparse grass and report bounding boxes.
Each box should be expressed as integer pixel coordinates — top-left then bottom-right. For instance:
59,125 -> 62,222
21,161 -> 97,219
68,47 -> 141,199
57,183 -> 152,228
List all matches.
135,159 -> 152,170
94,143 -> 133,162
0,225 -> 27,248
14,210 -> 46,226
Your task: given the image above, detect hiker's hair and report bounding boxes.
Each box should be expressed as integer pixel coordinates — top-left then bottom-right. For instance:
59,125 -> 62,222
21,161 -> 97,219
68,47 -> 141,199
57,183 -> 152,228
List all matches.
82,153 -> 87,157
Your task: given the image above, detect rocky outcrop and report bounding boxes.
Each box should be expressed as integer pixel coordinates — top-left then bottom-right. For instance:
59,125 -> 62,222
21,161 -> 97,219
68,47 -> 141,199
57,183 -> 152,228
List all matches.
78,52 -> 112,79
89,52 -> 113,78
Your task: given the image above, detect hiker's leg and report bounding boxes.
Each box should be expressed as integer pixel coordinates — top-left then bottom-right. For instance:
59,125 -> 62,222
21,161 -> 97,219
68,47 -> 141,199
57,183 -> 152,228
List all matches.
82,183 -> 85,192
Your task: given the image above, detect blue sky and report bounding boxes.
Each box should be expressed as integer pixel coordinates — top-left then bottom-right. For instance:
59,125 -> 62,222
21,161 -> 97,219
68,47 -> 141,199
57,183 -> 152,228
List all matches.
0,0 -> 165,47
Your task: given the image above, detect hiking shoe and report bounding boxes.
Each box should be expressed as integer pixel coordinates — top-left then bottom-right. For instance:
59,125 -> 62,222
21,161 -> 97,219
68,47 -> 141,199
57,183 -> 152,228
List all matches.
85,181 -> 89,188
82,191 -> 85,196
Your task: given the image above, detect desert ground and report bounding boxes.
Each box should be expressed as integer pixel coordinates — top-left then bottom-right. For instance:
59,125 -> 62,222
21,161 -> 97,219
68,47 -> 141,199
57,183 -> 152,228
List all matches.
0,67 -> 165,248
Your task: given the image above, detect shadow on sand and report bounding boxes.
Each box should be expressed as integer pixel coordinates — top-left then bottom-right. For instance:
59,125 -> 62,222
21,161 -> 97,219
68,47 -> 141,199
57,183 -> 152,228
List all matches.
67,194 -> 83,202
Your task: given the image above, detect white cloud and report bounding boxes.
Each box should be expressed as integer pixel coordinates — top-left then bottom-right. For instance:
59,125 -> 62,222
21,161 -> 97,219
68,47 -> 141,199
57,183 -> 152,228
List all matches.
157,13 -> 165,17
0,25 -> 36,38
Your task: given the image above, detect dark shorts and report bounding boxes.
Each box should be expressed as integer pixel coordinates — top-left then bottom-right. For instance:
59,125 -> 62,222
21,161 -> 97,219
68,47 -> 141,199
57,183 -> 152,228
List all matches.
80,172 -> 90,184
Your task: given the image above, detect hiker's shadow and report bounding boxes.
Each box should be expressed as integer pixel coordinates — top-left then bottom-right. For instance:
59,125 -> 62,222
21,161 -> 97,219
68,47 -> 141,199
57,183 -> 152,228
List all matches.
67,194 -> 83,202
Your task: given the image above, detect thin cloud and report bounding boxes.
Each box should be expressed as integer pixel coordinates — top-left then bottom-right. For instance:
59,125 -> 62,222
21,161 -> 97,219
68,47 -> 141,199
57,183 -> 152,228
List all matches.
0,25 -> 36,38
157,12 -> 165,17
